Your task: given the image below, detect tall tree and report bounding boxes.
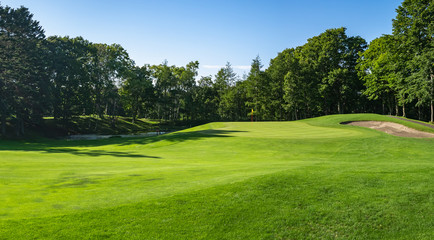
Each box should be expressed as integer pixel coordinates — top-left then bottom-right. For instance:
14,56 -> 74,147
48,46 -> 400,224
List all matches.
393,0 -> 434,121
245,56 -> 263,118
357,35 -> 399,115
152,61 -> 179,121
300,27 -> 367,115
120,65 -> 154,123
46,36 -> 93,120
194,76 -> 219,121
219,80 -> 248,121
0,4 -> 47,135
214,62 -> 237,119
88,43 -> 133,119
282,47 -> 319,120
267,48 -> 296,120
177,61 -> 199,120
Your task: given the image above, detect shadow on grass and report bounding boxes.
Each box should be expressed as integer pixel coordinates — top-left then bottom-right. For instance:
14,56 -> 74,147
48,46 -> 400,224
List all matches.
43,149 -> 161,158
0,129 -> 246,158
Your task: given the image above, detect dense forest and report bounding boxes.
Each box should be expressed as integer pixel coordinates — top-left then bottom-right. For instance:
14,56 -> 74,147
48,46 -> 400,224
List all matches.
0,0 -> 433,136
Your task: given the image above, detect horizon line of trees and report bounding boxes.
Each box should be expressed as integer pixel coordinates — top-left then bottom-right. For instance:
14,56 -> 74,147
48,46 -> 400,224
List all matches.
1,0 -> 432,136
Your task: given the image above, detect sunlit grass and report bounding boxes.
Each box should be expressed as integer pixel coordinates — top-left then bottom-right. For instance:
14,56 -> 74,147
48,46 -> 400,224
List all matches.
1,114 -> 433,239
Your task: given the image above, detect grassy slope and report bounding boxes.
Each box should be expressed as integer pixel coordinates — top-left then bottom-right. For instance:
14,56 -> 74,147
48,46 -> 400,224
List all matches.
2,116 -> 190,139
0,114 -> 433,239
43,116 -> 164,135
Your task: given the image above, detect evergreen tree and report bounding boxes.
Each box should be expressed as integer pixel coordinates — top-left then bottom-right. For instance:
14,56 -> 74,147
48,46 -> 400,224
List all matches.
214,62 -> 237,119
0,4 -> 47,135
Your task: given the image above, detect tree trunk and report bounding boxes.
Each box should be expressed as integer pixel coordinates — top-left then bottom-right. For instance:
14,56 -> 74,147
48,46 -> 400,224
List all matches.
387,100 -> 392,115
388,96 -> 393,115
111,100 -> 117,128
93,114 -> 98,131
431,73 -> 434,122
15,115 -> 25,137
402,103 -> 406,118
15,121 -> 20,136
1,114 -> 5,135
431,74 -> 434,123
132,103 -> 137,124
395,104 -> 399,116
431,100 -> 433,123
20,118 -> 25,136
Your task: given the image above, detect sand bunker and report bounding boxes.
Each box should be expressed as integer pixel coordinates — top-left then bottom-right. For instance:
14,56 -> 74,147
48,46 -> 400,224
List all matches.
342,121 -> 434,138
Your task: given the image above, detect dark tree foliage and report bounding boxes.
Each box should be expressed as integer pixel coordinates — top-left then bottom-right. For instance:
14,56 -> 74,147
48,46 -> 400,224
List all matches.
120,65 -> 154,123
150,60 -> 199,121
359,0 -> 433,121
267,28 -> 368,120
194,76 -> 219,121
46,36 -> 92,120
393,0 -> 433,121
0,5 -> 47,135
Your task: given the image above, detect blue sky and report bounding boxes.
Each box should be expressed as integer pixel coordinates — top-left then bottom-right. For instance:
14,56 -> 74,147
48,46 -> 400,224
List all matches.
2,0 -> 403,78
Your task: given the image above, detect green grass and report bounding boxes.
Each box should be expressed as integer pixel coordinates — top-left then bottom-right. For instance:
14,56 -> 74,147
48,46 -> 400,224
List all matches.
0,114 -> 433,239
2,115 -> 192,139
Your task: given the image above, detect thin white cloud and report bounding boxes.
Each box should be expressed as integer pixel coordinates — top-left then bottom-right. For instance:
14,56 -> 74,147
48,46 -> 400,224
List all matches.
203,65 -> 225,69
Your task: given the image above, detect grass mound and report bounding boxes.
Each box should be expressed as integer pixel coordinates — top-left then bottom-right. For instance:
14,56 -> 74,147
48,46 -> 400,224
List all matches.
1,115 -> 194,139
0,114 -> 433,239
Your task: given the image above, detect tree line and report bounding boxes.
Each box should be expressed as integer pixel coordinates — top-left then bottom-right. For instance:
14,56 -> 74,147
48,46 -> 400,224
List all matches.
0,0 -> 432,136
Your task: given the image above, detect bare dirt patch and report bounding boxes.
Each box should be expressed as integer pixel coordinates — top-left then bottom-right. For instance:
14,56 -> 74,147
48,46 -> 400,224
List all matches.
342,121 -> 434,138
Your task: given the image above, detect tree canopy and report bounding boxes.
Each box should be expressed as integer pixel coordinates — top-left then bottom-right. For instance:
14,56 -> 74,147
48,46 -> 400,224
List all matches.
0,0 -> 433,136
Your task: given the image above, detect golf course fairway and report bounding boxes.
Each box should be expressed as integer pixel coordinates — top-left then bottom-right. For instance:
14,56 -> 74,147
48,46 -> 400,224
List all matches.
1,114 -> 433,239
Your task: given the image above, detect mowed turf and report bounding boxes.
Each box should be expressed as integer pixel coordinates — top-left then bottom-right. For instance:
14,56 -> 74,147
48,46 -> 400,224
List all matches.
0,114 -> 433,239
